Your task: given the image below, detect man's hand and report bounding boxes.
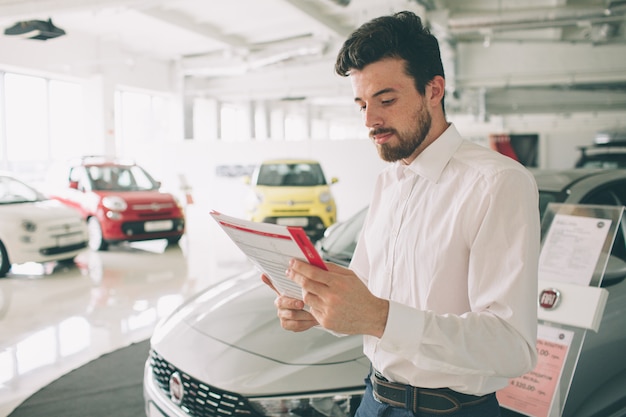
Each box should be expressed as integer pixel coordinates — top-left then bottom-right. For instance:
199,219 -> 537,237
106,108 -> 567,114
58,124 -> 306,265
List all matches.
286,260 -> 389,337
261,274 -> 319,332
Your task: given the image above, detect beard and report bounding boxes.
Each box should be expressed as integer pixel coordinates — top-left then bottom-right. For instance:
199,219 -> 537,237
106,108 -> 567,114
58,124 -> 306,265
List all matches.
371,106 -> 432,163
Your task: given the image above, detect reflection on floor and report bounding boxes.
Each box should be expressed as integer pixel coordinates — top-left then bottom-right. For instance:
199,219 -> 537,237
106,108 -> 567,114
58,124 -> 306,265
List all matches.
0,206 -> 250,417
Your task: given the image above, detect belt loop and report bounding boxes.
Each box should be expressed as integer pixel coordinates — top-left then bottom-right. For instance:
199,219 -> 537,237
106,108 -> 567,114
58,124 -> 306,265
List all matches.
405,385 -> 419,413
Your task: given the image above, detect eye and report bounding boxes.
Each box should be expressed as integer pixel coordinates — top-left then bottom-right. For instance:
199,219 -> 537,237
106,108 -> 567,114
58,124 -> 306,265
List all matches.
381,98 -> 395,105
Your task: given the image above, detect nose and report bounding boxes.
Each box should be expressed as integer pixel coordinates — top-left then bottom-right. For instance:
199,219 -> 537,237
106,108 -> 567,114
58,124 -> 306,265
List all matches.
363,107 -> 383,129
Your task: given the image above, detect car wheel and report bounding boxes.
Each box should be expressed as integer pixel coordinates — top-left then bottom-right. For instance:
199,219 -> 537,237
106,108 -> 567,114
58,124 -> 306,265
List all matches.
0,240 -> 10,278
166,236 -> 181,246
88,217 -> 108,251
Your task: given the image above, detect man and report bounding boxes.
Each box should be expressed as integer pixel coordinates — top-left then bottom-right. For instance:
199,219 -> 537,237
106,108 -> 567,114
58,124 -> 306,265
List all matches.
263,10 -> 540,417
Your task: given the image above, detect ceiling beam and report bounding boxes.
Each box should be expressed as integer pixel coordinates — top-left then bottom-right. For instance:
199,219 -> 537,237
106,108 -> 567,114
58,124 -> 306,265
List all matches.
280,0 -> 353,38
139,7 -> 249,51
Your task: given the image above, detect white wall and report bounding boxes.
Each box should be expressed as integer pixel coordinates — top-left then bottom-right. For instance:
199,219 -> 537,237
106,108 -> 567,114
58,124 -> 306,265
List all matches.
153,138 -> 387,224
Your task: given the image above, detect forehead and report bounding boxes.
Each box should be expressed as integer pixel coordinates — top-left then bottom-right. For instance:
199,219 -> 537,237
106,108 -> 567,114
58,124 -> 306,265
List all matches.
349,58 -> 413,98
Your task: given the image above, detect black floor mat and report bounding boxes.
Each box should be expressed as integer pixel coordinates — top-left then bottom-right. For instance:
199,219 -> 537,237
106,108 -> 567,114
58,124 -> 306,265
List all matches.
9,339 -> 150,417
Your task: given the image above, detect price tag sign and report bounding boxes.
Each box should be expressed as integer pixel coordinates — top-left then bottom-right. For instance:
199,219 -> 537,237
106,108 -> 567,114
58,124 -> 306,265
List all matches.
497,324 -> 574,417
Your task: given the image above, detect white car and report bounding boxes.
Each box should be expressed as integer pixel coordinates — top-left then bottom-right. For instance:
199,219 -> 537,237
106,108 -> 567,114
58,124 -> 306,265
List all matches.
144,169 -> 626,417
0,173 -> 89,277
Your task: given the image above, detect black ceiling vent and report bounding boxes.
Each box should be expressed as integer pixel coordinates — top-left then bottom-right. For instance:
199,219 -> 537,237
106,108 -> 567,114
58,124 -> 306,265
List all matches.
4,18 -> 66,41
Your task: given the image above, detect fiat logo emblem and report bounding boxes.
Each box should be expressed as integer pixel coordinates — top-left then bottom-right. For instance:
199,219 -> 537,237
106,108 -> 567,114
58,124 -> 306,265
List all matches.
169,372 -> 184,405
539,288 -> 561,310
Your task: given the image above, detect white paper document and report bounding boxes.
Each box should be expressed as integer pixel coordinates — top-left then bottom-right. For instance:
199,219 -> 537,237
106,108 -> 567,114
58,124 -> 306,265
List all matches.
538,213 -> 612,286
210,211 -> 327,300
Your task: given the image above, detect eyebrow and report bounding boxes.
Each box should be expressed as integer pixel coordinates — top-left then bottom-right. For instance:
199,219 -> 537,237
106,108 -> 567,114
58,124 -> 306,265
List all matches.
354,87 -> 397,104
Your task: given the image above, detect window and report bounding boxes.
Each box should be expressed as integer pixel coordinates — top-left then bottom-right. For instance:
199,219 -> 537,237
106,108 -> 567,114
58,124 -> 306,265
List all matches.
4,73 -> 48,162
2,72 -> 84,181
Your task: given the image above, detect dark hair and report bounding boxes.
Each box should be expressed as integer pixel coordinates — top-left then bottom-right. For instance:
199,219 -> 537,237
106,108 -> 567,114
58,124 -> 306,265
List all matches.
335,11 -> 445,100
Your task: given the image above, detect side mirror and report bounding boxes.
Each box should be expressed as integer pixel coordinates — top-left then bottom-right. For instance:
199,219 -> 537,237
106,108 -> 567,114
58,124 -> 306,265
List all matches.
69,181 -> 79,190
243,175 -> 251,185
330,177 -> 339,185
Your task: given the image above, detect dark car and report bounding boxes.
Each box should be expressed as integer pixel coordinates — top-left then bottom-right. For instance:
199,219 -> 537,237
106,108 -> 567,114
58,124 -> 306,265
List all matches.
51,156 -> 185,251
144,169 -> 626,417
575,129 -> 626,169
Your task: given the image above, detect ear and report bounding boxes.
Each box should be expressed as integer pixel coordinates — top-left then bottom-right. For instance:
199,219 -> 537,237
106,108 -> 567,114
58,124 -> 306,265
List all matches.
426,76 -> 445,105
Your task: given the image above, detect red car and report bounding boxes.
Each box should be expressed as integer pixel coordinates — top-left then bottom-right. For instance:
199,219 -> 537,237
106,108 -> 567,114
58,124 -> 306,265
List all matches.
51,157 -> 185,250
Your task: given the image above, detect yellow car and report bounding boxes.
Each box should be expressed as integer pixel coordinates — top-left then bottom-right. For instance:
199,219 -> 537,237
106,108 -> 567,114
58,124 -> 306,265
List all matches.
246,159 -> 337,241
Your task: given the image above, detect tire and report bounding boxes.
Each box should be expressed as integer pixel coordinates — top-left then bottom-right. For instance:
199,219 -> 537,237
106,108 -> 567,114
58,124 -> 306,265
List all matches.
166,236 -> 182,246
88,217 -> 108,251
0,240 -> 10,278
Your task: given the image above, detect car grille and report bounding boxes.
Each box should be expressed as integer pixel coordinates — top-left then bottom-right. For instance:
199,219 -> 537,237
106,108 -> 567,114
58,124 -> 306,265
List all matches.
132,202 -> 176,211
122,219 -> 185,236
137,211 -> 176,218
39,220 -> 87,254
150,349 -> 257,417
271,209 -> 310,215
40,241 -> 87,255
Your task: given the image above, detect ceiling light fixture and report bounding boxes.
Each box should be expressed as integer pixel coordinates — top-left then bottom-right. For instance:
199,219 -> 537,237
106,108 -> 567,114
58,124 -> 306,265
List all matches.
4,18 -> 66,41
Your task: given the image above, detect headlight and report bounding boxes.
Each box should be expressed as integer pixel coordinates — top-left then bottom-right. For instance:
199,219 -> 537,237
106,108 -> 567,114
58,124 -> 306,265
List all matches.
248,391 -> 362,417
319,191 -> 332,204
248,192 -> 264,211
102,196 -> 127,211
21,220 -> 37,232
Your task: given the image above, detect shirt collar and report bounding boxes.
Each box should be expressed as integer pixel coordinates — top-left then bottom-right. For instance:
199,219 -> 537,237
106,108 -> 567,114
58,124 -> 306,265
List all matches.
395,123 -> 463,183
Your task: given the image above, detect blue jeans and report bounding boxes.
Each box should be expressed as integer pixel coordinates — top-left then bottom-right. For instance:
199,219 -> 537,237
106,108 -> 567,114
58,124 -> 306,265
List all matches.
355,377 -> 501,417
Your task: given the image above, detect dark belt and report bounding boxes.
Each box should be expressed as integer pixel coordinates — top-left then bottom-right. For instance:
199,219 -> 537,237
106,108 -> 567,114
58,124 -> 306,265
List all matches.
370,371 -> 492,414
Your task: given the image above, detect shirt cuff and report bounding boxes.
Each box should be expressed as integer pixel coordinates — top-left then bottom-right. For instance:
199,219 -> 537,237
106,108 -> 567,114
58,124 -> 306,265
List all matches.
378,300 -> 426,354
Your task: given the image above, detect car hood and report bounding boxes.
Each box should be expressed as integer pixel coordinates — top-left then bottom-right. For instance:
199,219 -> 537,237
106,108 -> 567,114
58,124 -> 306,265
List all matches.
150,269 -> 368,395
94,190 -> 176,204
255,185 -> 330,201
0,199 -> 82,220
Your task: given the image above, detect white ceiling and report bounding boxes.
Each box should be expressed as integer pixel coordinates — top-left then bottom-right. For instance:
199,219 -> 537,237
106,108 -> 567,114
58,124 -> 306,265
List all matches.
1,0 -> 626,116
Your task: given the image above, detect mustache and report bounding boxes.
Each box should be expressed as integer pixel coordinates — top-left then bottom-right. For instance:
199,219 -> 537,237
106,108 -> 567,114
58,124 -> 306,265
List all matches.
369,127 -> 396,139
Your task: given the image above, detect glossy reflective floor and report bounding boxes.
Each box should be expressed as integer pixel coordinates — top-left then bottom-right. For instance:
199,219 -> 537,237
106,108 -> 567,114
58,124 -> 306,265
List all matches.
0,206 -> 251,416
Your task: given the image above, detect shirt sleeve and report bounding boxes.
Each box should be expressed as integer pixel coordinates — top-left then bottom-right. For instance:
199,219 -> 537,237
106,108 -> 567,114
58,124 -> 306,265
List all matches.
377,168 -> 540,379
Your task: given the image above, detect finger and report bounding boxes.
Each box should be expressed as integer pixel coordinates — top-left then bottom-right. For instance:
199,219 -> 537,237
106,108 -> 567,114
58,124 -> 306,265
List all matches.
261,274 -> 280,295
279,317 -> 319,332
288,259 -> 330,285
275,295 -> 305,311
277,309 -> 319,332
277,306 -> 314,321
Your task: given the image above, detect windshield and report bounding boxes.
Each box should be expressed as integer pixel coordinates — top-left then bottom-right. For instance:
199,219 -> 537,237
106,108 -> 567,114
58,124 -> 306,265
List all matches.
578,158 -> 626,169
87,165 -> 159,191
0,175 -> 46,204
256,162 -> 326,186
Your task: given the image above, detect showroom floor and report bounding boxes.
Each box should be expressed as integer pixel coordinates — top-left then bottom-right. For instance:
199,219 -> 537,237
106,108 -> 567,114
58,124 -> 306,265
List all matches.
0,205 -> 251,416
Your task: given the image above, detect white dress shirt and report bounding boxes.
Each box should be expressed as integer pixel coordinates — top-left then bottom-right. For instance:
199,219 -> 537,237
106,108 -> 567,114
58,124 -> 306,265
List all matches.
350,124 -> 540,396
